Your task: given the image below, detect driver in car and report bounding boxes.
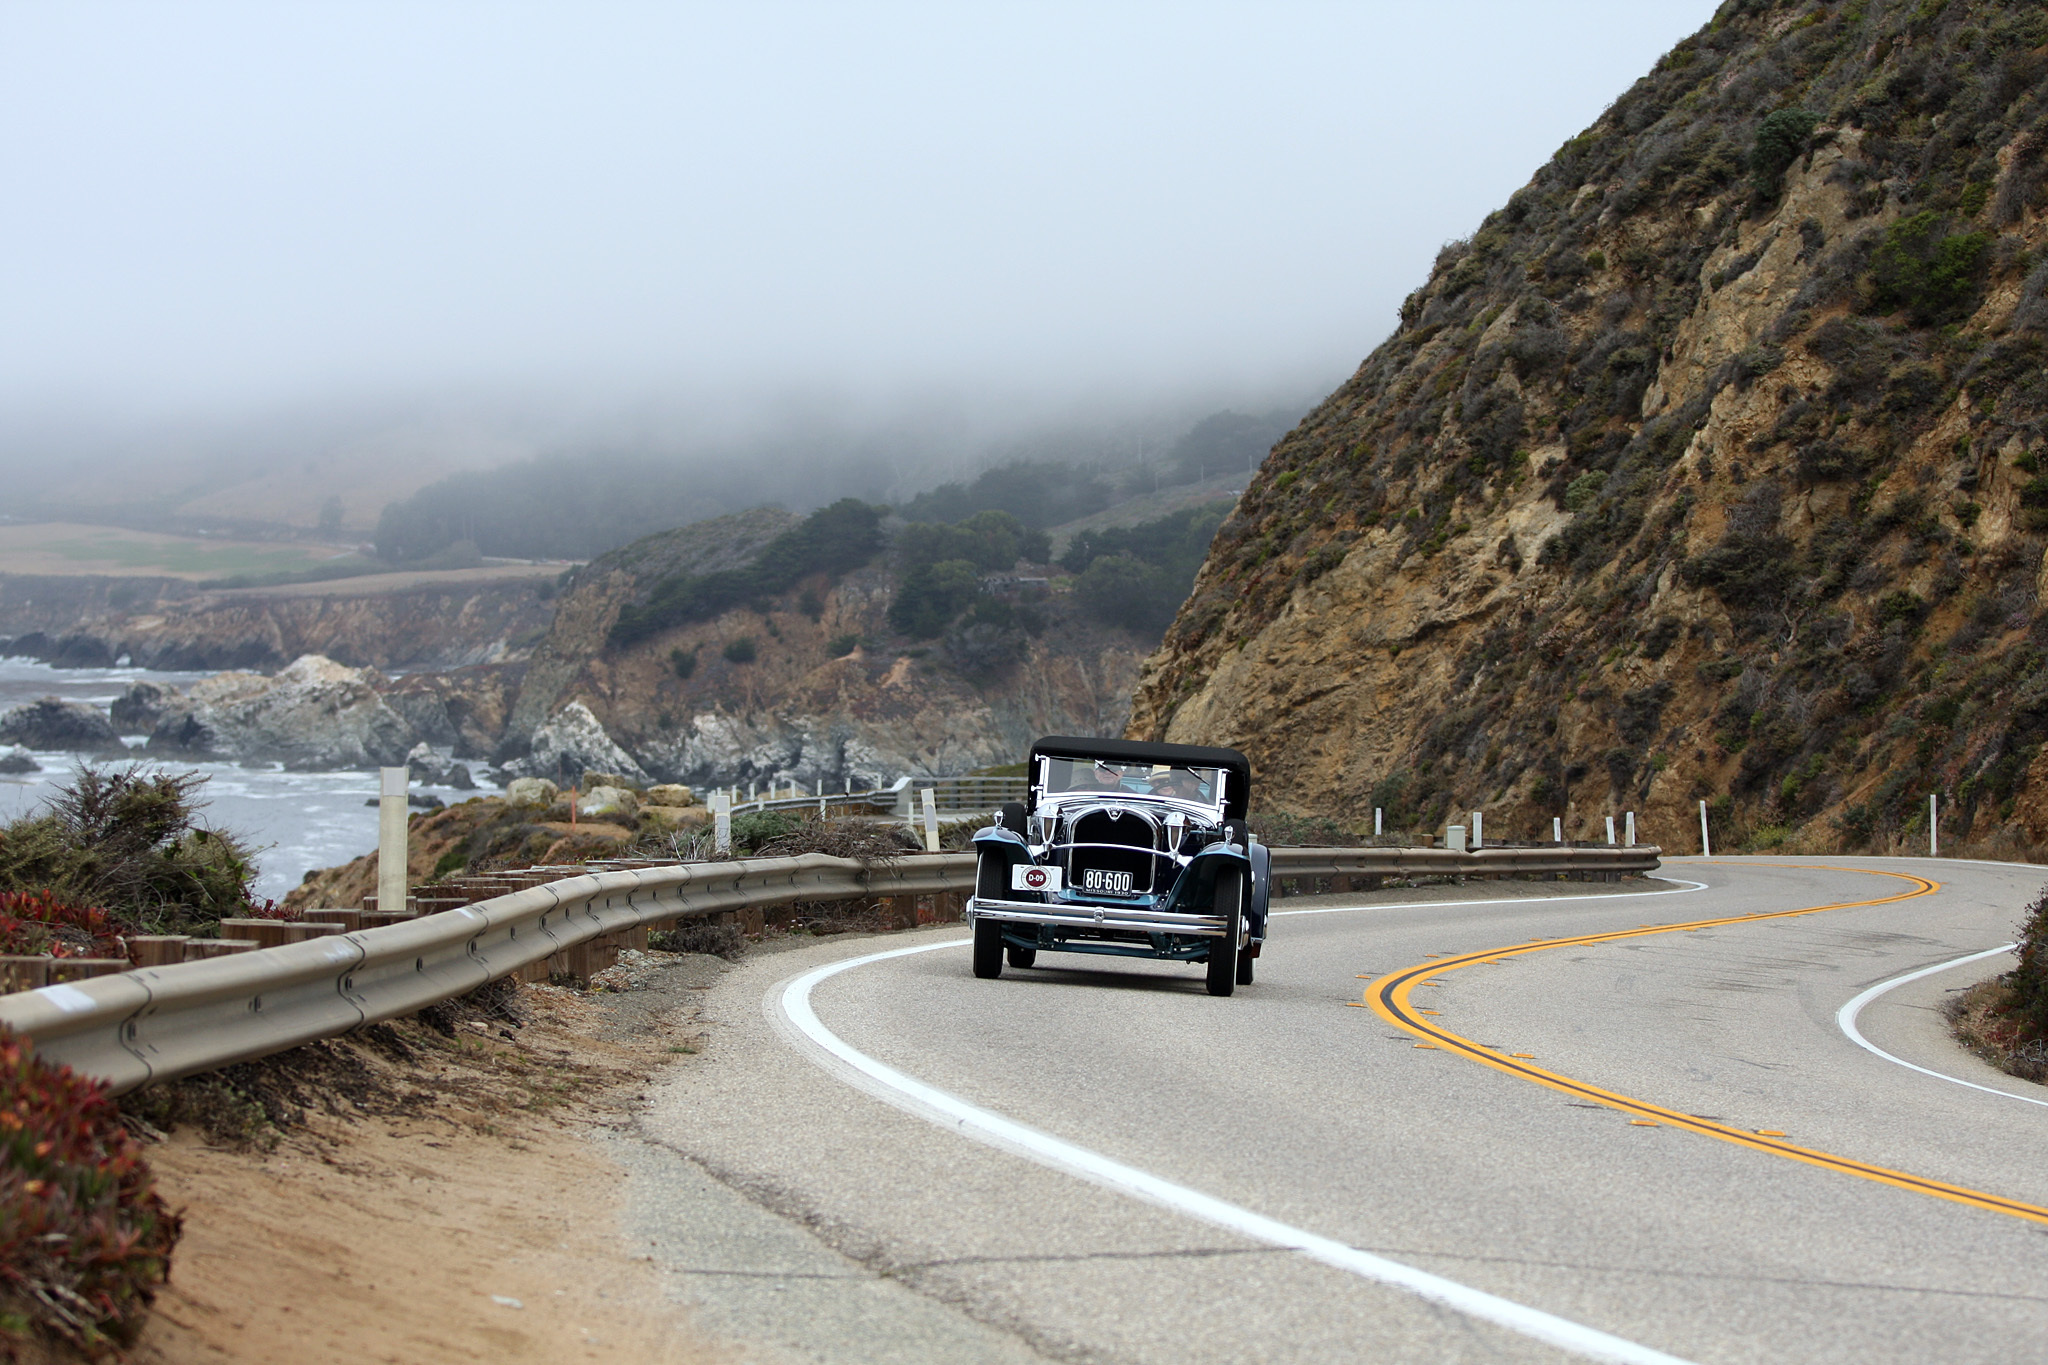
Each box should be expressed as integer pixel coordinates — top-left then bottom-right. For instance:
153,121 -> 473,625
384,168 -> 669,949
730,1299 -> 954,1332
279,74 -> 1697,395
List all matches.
1147,768 -> 1203,800
1083,759 -> 1127,792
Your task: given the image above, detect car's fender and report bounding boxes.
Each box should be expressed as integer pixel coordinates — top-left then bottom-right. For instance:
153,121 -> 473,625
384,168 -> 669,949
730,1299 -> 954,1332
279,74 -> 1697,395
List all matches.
1247,839 -> 1271,943
970,825 -> 1033,900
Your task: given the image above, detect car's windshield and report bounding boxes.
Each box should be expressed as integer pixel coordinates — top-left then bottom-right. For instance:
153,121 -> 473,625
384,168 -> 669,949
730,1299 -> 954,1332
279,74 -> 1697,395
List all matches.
1040,757 -> 1224,810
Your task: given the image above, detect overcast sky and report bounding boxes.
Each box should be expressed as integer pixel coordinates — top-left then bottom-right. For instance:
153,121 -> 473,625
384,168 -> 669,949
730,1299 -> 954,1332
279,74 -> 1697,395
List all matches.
0,2 -> 1717,460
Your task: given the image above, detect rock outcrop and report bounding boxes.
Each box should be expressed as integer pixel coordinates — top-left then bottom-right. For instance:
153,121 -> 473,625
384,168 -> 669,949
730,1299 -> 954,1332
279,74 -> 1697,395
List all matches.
142,655 -> 418,769
503,702 -> 651,786
1133,1 -> 2048,857
496,517 -> 1145,789
0,570 -> 554,672
0,698 -> 125,755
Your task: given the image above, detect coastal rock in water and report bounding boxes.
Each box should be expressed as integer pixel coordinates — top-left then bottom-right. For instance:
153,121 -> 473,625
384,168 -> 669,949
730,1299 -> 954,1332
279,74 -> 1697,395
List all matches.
0,745 -> 39,774
110,681 -> 177,734
147,655 -> 417,770
0,697 -> 124,754
404,741 -> 477,788
506,702 -> 650,786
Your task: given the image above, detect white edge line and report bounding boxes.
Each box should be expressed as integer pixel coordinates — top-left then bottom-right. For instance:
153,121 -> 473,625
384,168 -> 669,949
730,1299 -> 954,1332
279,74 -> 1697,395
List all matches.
774,938 -> 1697,1365
1835,944 -> 2048,1109
1271,877 -> 1708,917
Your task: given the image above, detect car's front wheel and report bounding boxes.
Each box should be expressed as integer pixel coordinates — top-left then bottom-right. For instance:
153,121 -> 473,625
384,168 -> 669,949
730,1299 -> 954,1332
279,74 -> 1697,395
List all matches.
1236,950 -> 1254,986
973,915 -> 1004,978
1205,867 -> 1243,997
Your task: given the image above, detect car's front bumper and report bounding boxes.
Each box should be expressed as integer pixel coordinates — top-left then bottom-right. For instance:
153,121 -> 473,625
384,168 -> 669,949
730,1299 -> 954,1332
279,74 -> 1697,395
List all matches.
967,894 -> 1229,937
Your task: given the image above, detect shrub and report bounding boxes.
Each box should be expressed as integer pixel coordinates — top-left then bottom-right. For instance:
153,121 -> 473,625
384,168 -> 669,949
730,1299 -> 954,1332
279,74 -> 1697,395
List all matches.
1074,555 -> 1181,634
2004,883 -> 2048,1042
722,637 -> 757,664
827,633 -> 860,658
729,810 -> 801,852
1248,810 -> 1349,845
1562,471 -> 1606,512
0,892 -> 122,959
888,559 -> 980,638
1749,107 -> 1817,199
609,499 -> 884,646
0,766 -> 261,937
1865,211 -> 1992,326
669,647 -> 697,679
899,460 -> 1111,530
0,1026 -> 180,1353
896,510 -> 1031,575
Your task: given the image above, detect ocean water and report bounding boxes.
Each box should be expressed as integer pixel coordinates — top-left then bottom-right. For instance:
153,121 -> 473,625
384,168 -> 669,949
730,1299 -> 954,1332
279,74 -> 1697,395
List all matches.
0,658 -> 499,902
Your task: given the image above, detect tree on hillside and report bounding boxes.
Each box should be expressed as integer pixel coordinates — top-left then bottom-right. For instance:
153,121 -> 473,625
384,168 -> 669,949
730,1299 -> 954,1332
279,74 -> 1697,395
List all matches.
1167,410 -> 1293,485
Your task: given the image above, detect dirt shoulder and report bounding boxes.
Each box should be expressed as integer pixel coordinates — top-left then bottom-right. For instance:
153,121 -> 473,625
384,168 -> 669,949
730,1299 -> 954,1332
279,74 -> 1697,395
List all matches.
125,951 -> 736,1365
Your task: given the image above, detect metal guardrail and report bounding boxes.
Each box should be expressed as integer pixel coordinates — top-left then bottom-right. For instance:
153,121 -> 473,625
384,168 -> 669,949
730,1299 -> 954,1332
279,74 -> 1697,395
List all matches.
0,842 -> 1660,1094
722,775 -> 1028,822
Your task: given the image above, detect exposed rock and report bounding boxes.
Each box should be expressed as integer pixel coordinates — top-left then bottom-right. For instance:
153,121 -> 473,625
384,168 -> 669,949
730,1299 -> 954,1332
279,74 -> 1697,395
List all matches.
503,703 -> 650,786
644,783 -> 697,807
0,573 -> 555,673
0,697 -> 124,754
500,507 -> 800,757
575,785 -> 639,821
111,681 -> 175,734
504,777 -> 558,807
147,655 -> 416,770
578,771 -> 640,793
0,745 -> 39,774
380,667 -> 519,762
405,742 -> 480,789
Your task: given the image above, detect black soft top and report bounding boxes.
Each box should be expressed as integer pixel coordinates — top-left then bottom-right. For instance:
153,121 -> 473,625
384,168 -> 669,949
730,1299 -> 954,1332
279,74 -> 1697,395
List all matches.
1027,735 -> 1251,821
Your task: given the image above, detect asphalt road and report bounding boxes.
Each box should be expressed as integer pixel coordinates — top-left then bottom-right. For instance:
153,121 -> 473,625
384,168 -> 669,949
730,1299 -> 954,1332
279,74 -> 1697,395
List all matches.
622,857 -> 2048,1364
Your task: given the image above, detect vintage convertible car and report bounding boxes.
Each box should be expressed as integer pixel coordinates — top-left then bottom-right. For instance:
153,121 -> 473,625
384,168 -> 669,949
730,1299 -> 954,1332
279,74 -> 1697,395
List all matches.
965,736 -> 1269,995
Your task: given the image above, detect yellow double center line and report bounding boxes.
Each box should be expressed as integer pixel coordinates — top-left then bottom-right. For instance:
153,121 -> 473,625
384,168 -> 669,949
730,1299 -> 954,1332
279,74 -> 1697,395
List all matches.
1366,865 -> 2048,1226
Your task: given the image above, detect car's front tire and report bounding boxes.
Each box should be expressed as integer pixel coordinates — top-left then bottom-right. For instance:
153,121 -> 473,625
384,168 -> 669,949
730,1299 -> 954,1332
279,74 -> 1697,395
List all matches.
1236,950 -> 1254,986
973,914 -> 1004,978
1206,867 -> 1243,997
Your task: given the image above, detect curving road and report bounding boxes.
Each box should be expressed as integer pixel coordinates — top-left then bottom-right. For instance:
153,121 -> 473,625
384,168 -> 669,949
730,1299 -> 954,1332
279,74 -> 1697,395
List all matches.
618,857 -> 2048,1364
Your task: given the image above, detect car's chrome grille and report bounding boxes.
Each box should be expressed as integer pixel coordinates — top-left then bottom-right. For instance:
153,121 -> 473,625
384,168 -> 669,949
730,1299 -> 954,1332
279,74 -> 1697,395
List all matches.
1062,809 -> 1157,896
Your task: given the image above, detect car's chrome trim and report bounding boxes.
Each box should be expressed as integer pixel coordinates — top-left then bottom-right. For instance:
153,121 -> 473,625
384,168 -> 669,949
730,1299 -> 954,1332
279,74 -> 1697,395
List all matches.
967,895 -> 1228,937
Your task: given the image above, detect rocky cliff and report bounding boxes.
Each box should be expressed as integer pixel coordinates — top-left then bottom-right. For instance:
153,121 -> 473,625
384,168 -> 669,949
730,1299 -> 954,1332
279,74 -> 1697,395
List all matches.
1133,0 -> 2048,856
498,511 -> 1144,788
0,569 -> 555,671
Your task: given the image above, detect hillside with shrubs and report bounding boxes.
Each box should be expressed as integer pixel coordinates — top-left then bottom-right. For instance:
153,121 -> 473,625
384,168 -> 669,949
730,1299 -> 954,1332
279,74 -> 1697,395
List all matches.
1133,0 -> 2048,855
493,461 -> 1243,788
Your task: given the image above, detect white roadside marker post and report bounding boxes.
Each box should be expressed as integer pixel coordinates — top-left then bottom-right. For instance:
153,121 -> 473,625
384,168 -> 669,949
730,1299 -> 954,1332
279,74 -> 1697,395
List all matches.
1471,810 -> 1483,850
713,791 -> 732,855
921,787 -> 940,853
1625,811 -> 1635,846
1699,799 -> 1711,857
1552,816 -> 1562,844
1373,807 -> 1383,837
1929,793 -> 1938,857
377,766 -> 408,916
1605,815 -> 1616,845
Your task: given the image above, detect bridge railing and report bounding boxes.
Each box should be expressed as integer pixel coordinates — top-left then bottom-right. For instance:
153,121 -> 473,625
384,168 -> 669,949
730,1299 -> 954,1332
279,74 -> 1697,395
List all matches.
0,842 -> 1659,1094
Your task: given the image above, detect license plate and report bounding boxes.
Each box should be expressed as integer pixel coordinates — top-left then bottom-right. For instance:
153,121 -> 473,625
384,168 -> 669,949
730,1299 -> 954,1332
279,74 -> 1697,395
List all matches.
1011,864 -> 1062,892
1080,868 -> 1134,894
